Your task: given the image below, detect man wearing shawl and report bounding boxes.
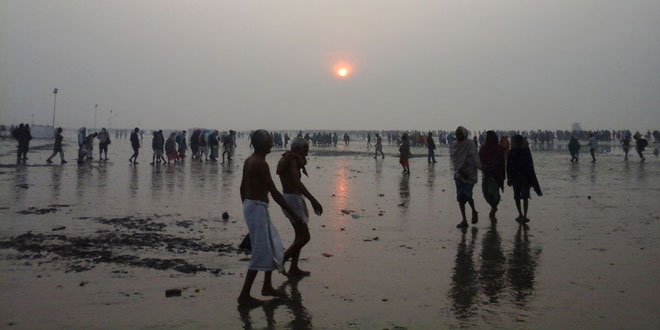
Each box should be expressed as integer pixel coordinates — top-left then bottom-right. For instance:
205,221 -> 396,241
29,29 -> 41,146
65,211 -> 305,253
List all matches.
276,138 -> 323,277
450,126 -> 481,228
568,136 -> 581,162
507,135 -> 542,223
479,131 -> 505,221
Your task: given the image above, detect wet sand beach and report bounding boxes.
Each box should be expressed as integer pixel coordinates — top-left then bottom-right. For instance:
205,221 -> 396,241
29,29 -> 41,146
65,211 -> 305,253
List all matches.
1,137 -> 659,329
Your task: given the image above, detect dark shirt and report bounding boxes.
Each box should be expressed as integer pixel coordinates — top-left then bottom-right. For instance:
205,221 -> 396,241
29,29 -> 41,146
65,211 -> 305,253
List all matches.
190,131 -> 200,147
130,132 -> 140,148
209,135 -> 219,147
153,133 -> 164,150
399,140 -> 411,159
54,133 -> 63,149
427,137 -> 436,150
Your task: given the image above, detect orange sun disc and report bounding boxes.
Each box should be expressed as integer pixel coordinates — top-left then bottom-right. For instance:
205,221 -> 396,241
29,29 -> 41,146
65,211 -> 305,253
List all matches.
333,63 -> 352,78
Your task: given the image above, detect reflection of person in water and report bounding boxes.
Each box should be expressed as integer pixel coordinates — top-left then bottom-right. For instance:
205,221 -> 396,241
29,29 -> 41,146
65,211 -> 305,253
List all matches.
238,276 -> 313,330
449,228 -> 478,319
507,225 -> 541,307
479,224 -> 505,303
399,174 -> 410,205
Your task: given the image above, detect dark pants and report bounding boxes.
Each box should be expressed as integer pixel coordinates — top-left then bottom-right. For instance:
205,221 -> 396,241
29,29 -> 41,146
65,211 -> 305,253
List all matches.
130,146 -> 139,161
17,143 -> 29,159
428,149 -> 436,163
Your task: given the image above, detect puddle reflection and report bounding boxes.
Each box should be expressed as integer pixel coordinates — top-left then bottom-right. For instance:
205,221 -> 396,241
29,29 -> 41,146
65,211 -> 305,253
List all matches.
237,277 -> 312,330
399,175 -> 410,211
507,225 -> 541,307
449,227 -> 478,319
449,224 -> 541,319
479,224 -> 505,304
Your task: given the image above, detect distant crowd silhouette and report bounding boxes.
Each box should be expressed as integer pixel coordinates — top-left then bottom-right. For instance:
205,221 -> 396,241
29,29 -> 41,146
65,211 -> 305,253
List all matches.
5,124 -> 659,310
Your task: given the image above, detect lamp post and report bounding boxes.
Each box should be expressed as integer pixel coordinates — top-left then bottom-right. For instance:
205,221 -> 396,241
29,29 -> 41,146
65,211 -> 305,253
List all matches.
94,104 -> 98,131
52,88 -> 58,127
109,109 -> 113,131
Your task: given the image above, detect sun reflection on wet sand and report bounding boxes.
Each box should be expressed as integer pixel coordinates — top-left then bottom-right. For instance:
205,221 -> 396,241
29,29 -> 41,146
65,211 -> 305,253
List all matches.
330,159 -> 350,249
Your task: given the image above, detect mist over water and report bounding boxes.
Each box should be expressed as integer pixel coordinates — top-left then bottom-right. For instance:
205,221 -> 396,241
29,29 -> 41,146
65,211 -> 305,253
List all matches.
2,1 -> 660,130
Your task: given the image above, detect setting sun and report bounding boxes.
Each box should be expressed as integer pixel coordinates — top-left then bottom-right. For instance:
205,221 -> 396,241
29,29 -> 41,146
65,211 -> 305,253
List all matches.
333,62 -> 352,79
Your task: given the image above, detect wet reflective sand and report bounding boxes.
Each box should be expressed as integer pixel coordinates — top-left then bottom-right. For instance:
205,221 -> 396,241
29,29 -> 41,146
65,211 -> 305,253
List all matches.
1,138 -> 659,329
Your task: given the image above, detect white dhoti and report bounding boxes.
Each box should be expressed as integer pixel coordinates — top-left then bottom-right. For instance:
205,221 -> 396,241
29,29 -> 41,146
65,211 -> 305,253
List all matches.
282,193 -> 310,224
243,199 -> 284,272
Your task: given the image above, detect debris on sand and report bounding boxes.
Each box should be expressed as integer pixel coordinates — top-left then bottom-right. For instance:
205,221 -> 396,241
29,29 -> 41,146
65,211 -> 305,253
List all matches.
340,209 -> 356,215
351,214 -> 360,219
93,216 -> 166,232
165,288 -> 182,297
49,204 -> 70,208
16,184 -> 29,189
222,212 -> 230,221
0,232 -> 235,275
174,220 -> 193,229
52,226 -> 66,231
321,253 -> 333,258
17,207 -> 58,215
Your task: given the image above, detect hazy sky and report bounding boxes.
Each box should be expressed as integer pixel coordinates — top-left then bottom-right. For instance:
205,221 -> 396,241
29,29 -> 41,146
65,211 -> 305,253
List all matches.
1,0 -> 659,131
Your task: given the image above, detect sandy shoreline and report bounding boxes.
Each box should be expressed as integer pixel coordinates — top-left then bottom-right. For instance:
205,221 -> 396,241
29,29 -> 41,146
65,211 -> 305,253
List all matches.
1,138 -> 659,329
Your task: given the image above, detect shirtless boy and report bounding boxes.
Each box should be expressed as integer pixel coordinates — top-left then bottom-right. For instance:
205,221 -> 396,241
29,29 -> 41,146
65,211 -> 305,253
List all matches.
238,129 -> 302,308
276,138 -> 323,277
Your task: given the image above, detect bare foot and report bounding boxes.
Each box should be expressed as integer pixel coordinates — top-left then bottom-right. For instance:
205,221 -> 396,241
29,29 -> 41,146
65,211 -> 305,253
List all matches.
456,221 -> 468,228
471,210 -> 479,224
261,287 -> 287,298
287,268 -> 311,278
237,295 -> 265,308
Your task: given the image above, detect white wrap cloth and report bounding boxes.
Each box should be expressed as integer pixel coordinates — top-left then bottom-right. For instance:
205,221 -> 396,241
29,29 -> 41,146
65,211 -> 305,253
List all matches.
243,199 -> 284,272
282,193 -> 310,224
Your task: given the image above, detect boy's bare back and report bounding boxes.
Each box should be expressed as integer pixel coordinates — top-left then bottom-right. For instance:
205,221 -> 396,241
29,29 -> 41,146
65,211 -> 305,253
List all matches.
241,155 -> 272,203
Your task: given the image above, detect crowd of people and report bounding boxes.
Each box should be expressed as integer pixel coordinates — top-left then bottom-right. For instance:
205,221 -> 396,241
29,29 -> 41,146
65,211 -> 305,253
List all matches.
5,124 -> 659,309
8,125 -> 658,166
